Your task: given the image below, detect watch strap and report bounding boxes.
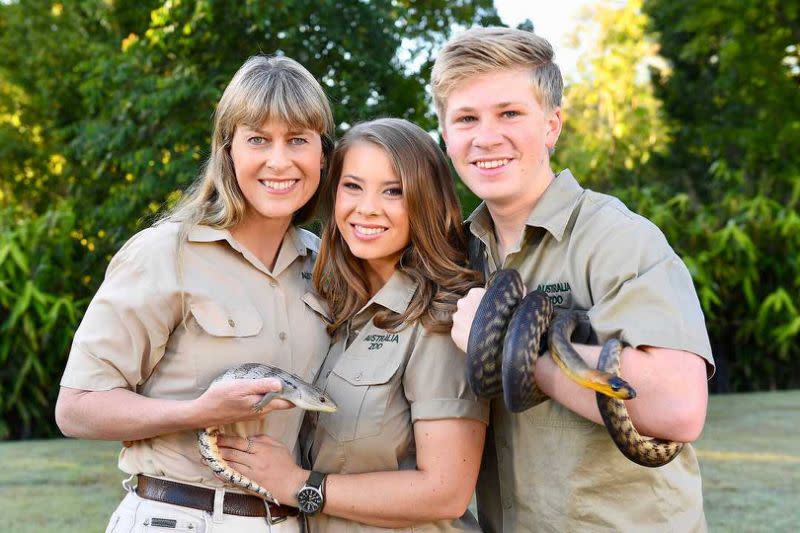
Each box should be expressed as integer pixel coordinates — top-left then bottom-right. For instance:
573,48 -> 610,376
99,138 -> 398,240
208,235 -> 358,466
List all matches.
306,470 -> 326,492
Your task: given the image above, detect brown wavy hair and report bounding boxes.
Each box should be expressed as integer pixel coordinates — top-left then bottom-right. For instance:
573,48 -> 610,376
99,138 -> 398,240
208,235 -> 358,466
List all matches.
312,118 -> 482,334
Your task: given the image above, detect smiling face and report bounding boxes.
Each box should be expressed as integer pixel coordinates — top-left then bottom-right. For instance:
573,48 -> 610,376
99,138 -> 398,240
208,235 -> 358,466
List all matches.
334,142 -> 410,288
229,119 -> 323,226
441,68 -> 562,212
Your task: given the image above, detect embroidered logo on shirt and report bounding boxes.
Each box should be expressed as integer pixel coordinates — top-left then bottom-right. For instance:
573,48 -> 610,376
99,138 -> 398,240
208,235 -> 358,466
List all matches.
535,281 -> 572,305
301,271 -> 312,280
364,334 -> 399,350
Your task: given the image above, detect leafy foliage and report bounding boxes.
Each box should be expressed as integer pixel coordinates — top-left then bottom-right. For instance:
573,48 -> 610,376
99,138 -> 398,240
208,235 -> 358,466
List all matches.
642,0 -> 800,390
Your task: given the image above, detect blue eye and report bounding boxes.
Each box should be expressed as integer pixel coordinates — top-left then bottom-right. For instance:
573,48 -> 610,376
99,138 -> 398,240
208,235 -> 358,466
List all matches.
290,137 -> 309,146
248,136 -> 266,145
502,110 -> 520,118
456,115 -> 476,123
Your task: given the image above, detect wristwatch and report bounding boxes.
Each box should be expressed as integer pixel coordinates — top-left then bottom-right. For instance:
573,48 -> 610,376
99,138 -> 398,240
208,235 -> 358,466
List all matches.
296,471 -> 327,515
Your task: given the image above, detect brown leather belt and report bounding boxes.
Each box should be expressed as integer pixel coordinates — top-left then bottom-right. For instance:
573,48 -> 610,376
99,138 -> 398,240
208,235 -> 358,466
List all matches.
136,474 -> 299,521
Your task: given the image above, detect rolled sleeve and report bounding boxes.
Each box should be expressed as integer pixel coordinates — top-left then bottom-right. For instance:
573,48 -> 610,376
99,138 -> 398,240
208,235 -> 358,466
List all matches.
587,221 -> 714,371
60,229 -> 182,391
403,330 -> 490,424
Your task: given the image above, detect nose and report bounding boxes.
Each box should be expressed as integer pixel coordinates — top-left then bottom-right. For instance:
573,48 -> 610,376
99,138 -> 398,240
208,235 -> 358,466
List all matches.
356,190 -> 382,216
472,119 -> 504,149
266,142 -> 292,172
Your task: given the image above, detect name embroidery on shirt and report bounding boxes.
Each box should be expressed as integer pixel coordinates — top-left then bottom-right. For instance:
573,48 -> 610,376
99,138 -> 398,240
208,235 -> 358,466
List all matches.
364,333 -> 400,351
535,281 -> 572,305
301,271 -> 312,280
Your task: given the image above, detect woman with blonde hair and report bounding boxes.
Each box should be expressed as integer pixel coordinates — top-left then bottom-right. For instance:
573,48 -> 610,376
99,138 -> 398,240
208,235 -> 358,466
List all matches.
217,118 -> 489,532
55,55 -> 334,532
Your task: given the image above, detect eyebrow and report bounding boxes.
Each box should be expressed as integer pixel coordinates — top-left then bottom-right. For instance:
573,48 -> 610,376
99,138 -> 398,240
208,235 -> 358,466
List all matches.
342,174 -> 402,186
451,101 -> 527,113
241,125 -> 312,135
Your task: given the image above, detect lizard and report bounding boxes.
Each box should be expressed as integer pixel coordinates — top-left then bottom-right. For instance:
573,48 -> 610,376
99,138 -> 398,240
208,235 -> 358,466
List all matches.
197,362 -> 337,505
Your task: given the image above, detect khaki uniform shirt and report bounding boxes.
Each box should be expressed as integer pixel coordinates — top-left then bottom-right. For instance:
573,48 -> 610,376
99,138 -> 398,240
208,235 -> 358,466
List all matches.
302,272 -> 490,533
468,170 -> 715,533
60,222 -> 330,488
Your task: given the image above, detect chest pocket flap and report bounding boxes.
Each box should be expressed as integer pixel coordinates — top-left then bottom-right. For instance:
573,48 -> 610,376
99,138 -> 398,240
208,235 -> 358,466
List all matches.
332,350 -> 404,385
189,298 -> 263,337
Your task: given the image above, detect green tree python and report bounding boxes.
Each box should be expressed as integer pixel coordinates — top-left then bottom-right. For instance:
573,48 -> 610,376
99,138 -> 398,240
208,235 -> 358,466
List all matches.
197,363 -> 337,503
466,269 -> 684,467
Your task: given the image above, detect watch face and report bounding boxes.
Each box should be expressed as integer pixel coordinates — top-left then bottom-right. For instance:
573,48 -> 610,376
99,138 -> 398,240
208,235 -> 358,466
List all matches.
298,487 -> 323,514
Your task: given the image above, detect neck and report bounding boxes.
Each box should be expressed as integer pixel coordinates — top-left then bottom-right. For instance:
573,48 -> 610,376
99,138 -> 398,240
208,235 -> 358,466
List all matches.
487,168 -> 555,262
364,259 -> 397,297
230,212 -> 292,271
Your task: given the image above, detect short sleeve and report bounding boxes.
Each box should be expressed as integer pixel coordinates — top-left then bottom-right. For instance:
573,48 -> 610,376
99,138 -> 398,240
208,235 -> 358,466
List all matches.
403,329 -> 490,424
60,228 -> 183,391
585,218 -> 714,373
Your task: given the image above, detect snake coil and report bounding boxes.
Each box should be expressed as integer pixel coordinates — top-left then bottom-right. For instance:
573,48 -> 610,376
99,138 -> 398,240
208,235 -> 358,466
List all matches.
466,269 -> 683,468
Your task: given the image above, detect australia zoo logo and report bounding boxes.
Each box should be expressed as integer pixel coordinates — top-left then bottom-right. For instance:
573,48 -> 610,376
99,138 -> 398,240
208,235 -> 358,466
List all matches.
535,281 -> 572,306
363,334 -> 400,351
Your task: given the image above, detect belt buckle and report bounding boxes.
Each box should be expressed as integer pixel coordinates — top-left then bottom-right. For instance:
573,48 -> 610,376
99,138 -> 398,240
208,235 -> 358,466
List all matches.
265,501 -> 288,525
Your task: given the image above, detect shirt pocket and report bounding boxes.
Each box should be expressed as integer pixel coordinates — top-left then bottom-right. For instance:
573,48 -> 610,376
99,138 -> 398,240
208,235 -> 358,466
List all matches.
320,350 -> 403,442
189,298 -> 263,338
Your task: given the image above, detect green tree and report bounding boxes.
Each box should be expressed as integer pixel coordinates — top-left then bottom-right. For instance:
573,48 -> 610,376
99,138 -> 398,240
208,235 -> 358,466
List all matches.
643,0 -> 800,390
554,0 -> 670,191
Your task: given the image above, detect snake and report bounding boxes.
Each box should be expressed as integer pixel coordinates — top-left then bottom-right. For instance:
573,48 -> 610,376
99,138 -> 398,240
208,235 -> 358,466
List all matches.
197,363 -> 337,503
466,269 -> 683,467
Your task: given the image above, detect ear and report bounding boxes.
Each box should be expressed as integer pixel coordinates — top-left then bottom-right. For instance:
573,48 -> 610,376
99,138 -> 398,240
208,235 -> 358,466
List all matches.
544,106 -> 563,150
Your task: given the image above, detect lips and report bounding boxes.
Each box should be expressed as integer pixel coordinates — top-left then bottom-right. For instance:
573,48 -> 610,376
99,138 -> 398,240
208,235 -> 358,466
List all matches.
473,158 -> 511,169
258,179 -> 298,191
352,224 -> 387,236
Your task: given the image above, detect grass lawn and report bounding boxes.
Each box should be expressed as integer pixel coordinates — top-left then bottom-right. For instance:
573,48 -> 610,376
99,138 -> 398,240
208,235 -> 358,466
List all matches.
1,390 -> 798,532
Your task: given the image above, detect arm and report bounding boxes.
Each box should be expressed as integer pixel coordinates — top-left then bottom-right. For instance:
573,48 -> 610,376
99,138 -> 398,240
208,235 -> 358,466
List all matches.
534,344 -> 708,442
451,288 -> 709,443
55,380 -> 294,441
217,417 -> 486,527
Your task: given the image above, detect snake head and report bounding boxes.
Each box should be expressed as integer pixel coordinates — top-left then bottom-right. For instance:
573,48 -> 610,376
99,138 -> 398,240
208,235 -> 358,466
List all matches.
607,375 -> 637,400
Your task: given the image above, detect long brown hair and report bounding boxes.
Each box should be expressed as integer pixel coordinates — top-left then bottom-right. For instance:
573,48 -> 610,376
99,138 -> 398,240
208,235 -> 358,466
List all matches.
312,118 -> 482,334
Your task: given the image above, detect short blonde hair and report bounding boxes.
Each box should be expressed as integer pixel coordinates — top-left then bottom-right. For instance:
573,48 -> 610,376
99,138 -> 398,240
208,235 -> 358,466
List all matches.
431,26 -> 563,119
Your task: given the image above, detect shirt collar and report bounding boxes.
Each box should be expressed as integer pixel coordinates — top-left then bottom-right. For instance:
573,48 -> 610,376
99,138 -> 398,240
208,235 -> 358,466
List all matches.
361,270 -> 418,316
466,168 -> 584,243
187,224 -> 314,277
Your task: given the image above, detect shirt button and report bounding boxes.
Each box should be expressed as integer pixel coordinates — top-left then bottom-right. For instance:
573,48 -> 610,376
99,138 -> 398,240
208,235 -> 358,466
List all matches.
269,280 -> 278,287
228,319 -> 236,327
354,373 -> 362,381
502,498 -> 512,510
278,332 -> 287,341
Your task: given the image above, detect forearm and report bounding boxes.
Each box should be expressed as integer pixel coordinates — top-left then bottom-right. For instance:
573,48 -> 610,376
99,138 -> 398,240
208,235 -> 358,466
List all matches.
318,468 -> 469,527
535,344 -> 709,442
55,386 -> 199,441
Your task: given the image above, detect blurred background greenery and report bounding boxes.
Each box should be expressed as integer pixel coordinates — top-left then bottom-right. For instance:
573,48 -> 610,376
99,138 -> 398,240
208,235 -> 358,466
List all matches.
0,0 -> 798,440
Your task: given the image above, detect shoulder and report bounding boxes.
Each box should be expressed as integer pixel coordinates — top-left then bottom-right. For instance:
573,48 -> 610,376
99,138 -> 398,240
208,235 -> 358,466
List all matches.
572,190 -> 672,255
107,221 -> 182,275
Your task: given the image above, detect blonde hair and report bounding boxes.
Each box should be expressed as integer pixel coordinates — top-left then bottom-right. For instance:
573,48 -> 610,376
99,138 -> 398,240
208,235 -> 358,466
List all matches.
312,118 -> 482,334
165,55 -> 335,231
431,26 -> 563,119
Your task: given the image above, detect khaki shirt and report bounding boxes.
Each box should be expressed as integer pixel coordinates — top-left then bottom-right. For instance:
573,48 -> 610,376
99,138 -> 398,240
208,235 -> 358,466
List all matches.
468,170 -> 714,533
60,222 -> 330,488
302,272 -> 490,533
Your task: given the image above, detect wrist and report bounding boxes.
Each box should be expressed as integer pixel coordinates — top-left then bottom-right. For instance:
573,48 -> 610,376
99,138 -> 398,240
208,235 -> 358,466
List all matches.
296,470 -> 327,515
287,468 -> 309,507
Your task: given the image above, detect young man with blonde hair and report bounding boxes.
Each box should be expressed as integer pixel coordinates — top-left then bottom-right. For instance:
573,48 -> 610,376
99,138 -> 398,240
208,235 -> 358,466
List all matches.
432,26 -> 714,532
